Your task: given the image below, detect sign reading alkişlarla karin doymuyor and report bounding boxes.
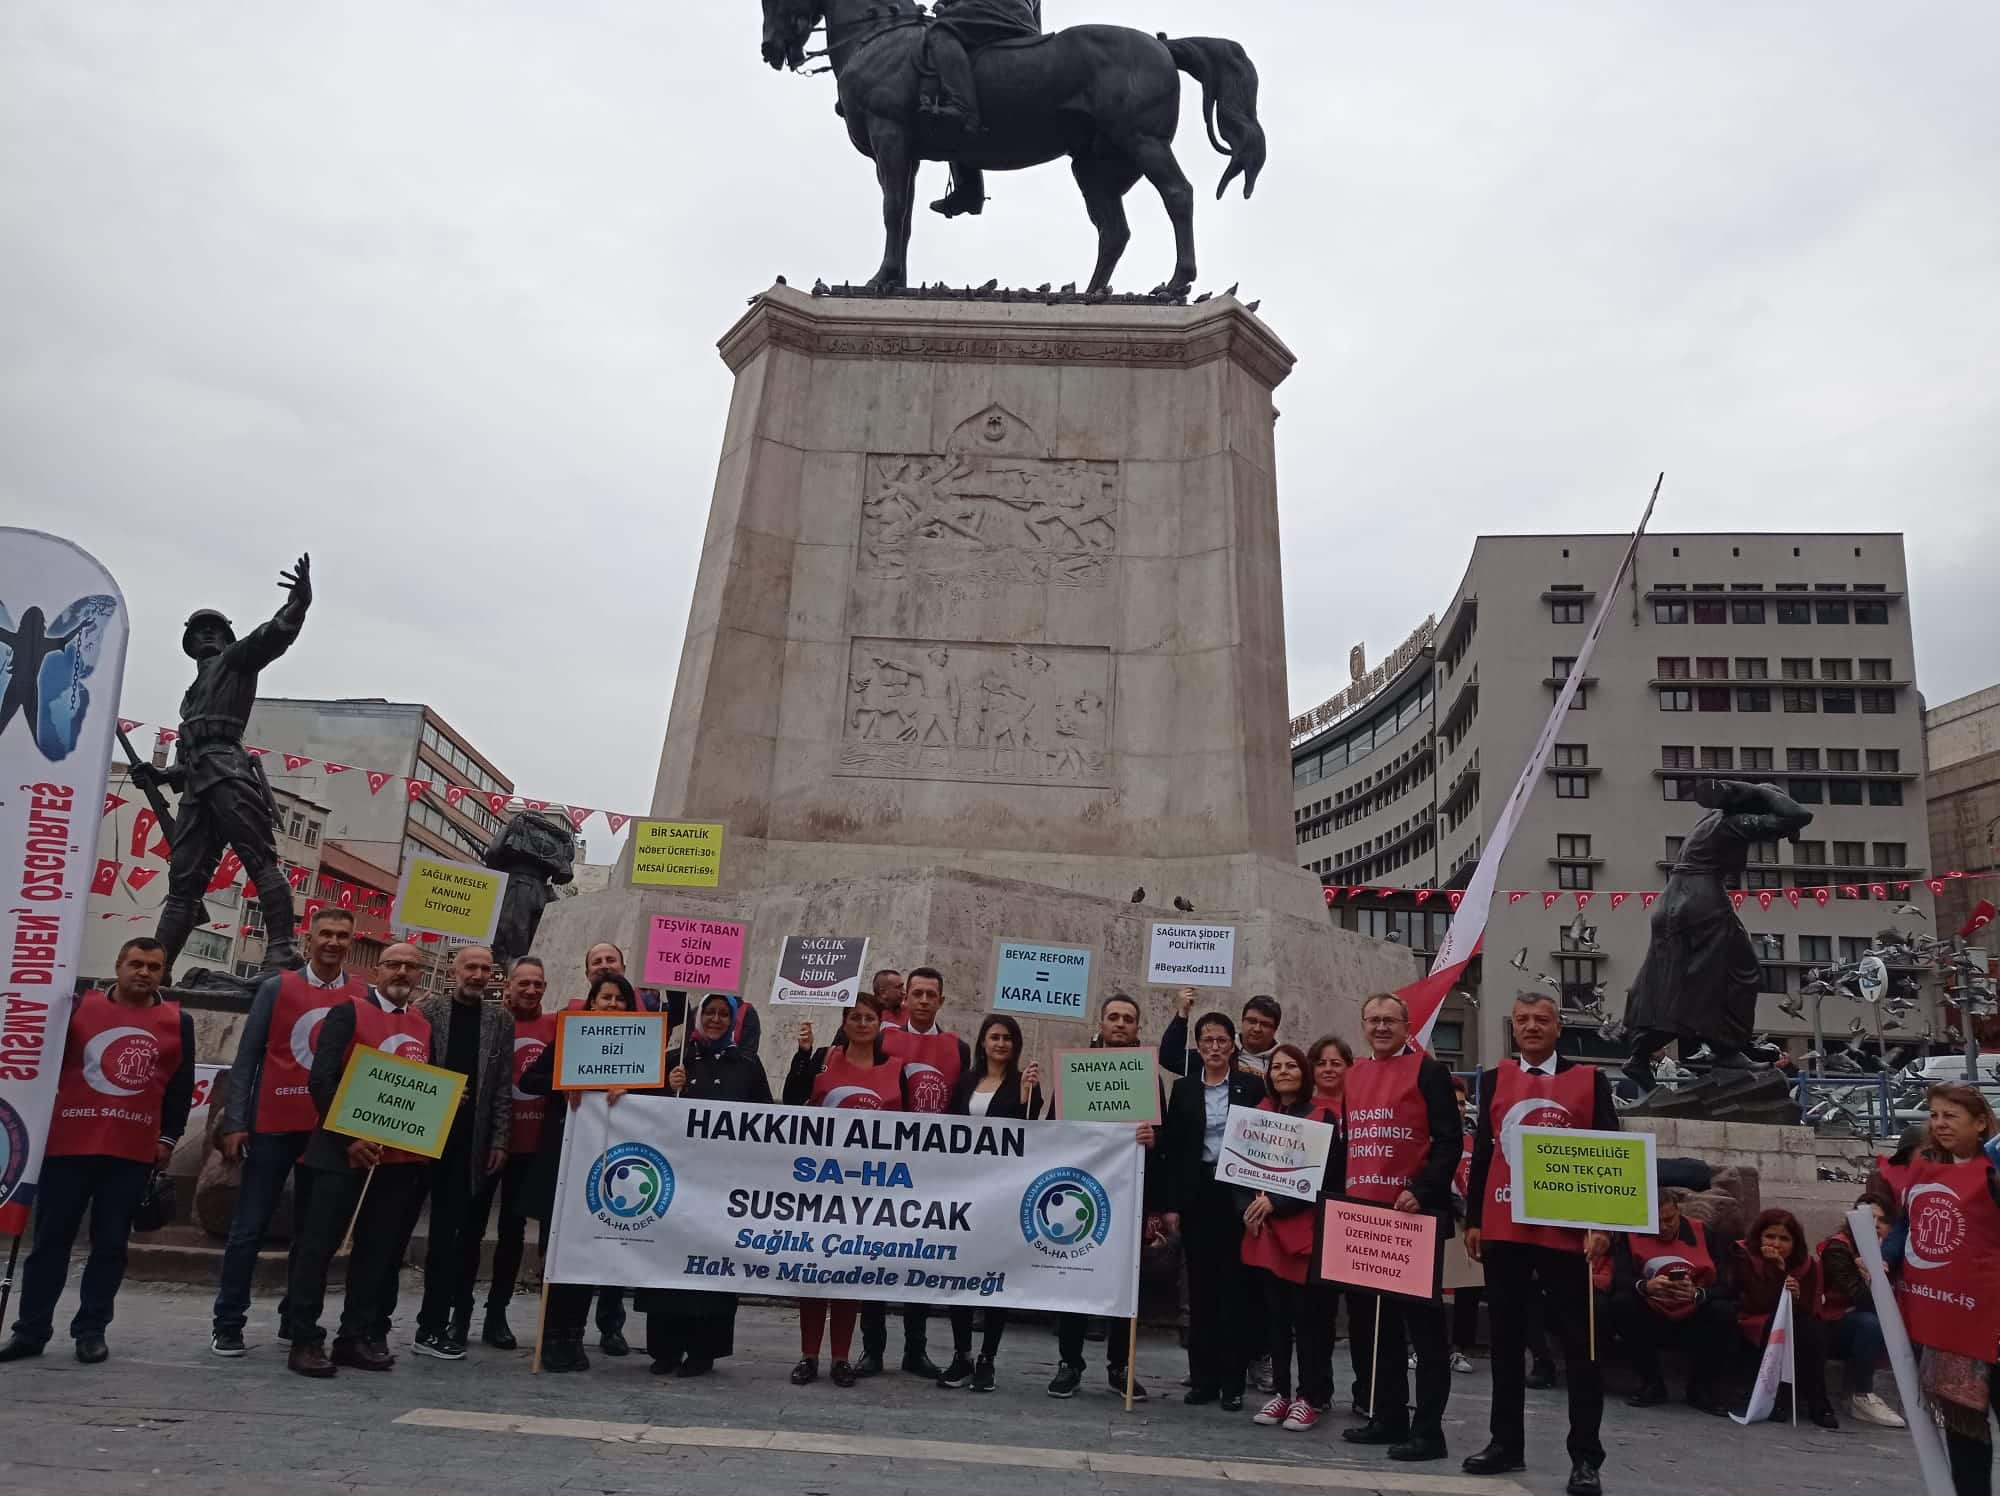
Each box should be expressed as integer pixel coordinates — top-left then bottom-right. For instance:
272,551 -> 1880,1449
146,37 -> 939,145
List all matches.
548,1095 -> 1141,1317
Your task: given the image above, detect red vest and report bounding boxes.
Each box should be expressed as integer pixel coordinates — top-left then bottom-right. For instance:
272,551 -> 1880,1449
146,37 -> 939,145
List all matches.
1626,1218 -> 1716,1321
812,1047 -> 906,1110
1241,1099 -> 1336,1284
1454,1132 -> 1473,1200
344,997 -> 434,1166
1879,1155 -> 2000,1361
1482,1060 -> 1601,1251
48,993 -> 183,1164
510,1012 -> 557,1156
254,969 -> 368,1134
1342,1052 -> 1431,1205
883,1027 -> 961,1114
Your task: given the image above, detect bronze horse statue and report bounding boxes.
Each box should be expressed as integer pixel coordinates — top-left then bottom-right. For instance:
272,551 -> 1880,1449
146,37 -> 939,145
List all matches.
759,0 -> 1265,295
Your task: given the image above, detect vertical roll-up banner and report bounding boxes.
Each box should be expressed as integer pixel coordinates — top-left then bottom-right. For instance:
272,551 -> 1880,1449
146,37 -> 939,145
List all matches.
0,529 -> 130,1233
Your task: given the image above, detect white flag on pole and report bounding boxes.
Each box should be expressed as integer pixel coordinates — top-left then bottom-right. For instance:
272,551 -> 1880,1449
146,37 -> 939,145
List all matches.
1731,1287 -> 1795,1425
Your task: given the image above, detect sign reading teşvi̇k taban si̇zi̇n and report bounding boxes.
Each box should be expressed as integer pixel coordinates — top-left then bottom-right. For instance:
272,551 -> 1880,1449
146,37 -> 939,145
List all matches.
392,852 -> 505,942
324,1046 -> 467,1159
644,916 -> 746,992
630,821 -> 724,887
0,528 -> 130,1235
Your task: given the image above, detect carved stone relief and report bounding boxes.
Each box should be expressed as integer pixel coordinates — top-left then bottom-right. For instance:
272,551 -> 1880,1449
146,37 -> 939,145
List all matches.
838,637 -> 1112,788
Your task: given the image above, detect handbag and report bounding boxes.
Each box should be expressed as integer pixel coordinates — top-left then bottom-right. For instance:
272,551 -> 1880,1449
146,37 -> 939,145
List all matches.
131,1170 -> 176,1234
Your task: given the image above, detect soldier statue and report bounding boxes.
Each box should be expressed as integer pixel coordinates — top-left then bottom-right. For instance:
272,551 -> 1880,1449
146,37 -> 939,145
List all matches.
135,555 -> 312,980
482,810 -> 576,973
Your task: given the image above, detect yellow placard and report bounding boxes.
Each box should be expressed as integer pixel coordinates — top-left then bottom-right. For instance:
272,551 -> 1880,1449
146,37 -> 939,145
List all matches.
631,820 -> 724,887
393,853 -> 504,941
324,1046 -> 467,1159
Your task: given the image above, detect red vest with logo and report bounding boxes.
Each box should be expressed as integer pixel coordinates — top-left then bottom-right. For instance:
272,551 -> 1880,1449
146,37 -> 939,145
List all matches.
510,1012 -> 558,1156
1879,1155 -> 2000,1361
883,1027 -> 961,1114
1480,1059 -> 1600,1250
812,1047 -> 907,1110
1627,1218 -> 1716,1321
254,969 -> 368,1134
1342,1052 -> 1432,1205
1241,1099 -> 1337,1283
48,993 -> 184,1163
343,997 -> 434,1165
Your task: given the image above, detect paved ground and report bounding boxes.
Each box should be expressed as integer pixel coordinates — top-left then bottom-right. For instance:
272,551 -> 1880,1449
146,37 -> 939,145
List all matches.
0,1282 -> 1922,1496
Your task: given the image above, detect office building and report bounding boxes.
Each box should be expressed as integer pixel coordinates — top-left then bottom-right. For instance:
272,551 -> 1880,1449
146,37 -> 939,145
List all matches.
1925,685 -> 2000,940
1293,533 -> 1932,1064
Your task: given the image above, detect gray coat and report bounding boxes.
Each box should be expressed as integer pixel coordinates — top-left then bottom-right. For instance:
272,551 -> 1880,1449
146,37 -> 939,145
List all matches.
415,992 -> 514,1182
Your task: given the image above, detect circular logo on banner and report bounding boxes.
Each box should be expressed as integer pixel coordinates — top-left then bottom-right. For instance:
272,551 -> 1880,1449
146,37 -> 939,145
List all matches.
1905,1183 -> 1969,1270
82,1026 -> 158,1096
378,1032 -> 429,1064
0,1097 -> 29,1207
1020,1166 -> 1112,1261
586,1142 -> 675,1229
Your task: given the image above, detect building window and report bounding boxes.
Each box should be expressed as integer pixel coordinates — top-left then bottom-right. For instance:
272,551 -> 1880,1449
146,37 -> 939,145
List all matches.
1735,657 -> 1768,680
1557,863 -> 1594,890
1827,748 -> 1860,771
287,812 -> 304,838
1759,953 -> 1789,995
1569,687 -> 1589,711
1820,658 -> 1854,681
1832,842 -> 1866,868
1736,687 -> 1771,713
1777,597 -> 1812,624
1798,936 -> 1831,966
1662,777 -> 1696,802
1554,774 -> 1590,799
303,822 -> 319,848
1655,598 -> 1688,624
1860,659 -> 1893,681
1788,778 -> 1824,803
1874,842 -> 1907,867
1829,780 -> 1864,805
1693,596 -> 1728,625
1659,689 -> 1692,713
1665,835 -> 1685,862
1557,834 -> 1592,858
1816,598 -> 1850,624
1859,689 -> 1896,714
1552,599 -> 1586,624
1868,780 -> 1904,807
1553,744 -> 1589,767
1781,687 -> 1818,714
1746,868 -> 1783,890
1742,747 -> 1774,770
1866,749 -> 1900,773
1662,745 -> 1695,769
1822,688 -> 1856,714
1747,838 -> 1779,864
1697,687 -> 1733,712
1794,840 -> 1825,865
1787,748 -> 1820,770
1696,657 -> 1729,680
1781,658 -> 1814,680
1560,957 -> 1602,1005
1700,746 -> 1734,770
1855,598 -> 1890,625
1732,598 -> 1766,624
1656,657 -> 1690,680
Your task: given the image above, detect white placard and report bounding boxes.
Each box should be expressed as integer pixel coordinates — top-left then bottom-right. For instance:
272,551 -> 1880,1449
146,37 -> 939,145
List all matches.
1217,1104 -> 1335,1201
1147,922 -> 1236,987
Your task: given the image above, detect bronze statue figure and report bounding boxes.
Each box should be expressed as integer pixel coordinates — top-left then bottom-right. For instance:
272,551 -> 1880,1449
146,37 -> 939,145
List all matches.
759,0 -> 1266,295
482,810 -> 576,973
1622,778 -> 1814,1091
136,555 -> 313,980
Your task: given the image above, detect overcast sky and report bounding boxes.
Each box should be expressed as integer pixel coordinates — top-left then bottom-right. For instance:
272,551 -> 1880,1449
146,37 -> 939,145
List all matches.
5,2 -> 1995,852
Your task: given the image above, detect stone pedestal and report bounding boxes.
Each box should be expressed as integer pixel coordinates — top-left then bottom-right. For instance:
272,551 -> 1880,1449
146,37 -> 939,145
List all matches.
537,288 -> 1418,1050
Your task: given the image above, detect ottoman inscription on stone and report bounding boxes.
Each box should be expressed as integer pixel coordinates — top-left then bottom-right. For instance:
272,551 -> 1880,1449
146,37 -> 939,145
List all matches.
838,637 -> 1112,788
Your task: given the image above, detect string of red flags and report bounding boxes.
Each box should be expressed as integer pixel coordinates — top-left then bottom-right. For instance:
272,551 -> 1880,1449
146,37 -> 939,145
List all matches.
1322,872 -> 1986,914
114,718 -> 639,836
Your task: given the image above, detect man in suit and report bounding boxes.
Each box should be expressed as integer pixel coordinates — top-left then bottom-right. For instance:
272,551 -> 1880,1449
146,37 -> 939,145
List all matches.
1461,992 -> 1619,1496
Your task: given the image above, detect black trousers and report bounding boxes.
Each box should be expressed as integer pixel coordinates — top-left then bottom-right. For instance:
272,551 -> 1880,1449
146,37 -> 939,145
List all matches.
461,1154 -> 537,1316
1946,1362 -> 2000,1496
948,1306 -> 1008,1359
1184,1173 -> 1249,1396
1353,1288 -> 1451,1439
1056,1313 -> 1134,1371
1611,1293 -> 1735,1397
1259,1269 -> 1331,1404
285,1163 -> 431,1347
10,1154 -> 150,1346
1485,1242 -> 1604,1466
861,1299 -> 928,1360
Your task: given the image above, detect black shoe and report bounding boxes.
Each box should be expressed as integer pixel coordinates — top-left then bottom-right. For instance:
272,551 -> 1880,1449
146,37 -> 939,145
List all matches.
1343,1419 -> 1410,1446
1390,1436 -> 1450,1463
902,1351 -> 942,1380
831,1359 -> 857,1388
599,1328 -> 630,1357
1184,1386 -> 1219,1406
448,1312 -> 471,1348
928,186 -> 986,220
412,1330 -> 464,1361
938,1353 -> 975,1389
1220,1393 -> 1244,1411
274,1319 -> 294,1346
972,1355 -> 996,1392
0,1335 -> 45,1363
790,1357 -> 819,1385
62,1332 -> 97,1364
209,1329 -> 245,1358
649,1355 -> 683,1376
677,1356 -> 714,1379
542,1335 -> 589,1373
443,1329 -> 470,1357
1109,1365 -> 1148,1401
482,1311 -> 517,1350
1048,1362 -> 1083,1398
852,1352 -> 883,1379
1566,1462 -> 1603,1496
1688,1392 -> 1729,1418
287,1342 -> 336,1378
363,1339 -> 395,1367
1810,1405 -> 1840,1430
330,1338 -> 393,1372
1462,1443 -> 1526,1475
1626,1381 -> 1669,1408
1526,1359 -> 1558,1390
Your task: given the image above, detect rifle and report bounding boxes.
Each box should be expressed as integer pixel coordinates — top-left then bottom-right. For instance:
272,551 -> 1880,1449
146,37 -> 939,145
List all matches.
115,726 -> 209,925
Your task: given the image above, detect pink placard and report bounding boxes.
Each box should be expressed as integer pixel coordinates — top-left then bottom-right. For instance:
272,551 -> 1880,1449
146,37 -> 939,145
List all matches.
1318,1199 -> 1442,1301
643,915 -> 746,992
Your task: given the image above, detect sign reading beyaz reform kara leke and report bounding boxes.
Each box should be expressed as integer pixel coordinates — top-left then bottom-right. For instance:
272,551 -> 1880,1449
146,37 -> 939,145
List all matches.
991,937 -> 1093,1022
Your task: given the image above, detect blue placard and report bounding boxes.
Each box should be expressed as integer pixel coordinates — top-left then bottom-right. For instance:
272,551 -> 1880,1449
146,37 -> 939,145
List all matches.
555,1011 -> 669,1090
991,938 -> 1094,1023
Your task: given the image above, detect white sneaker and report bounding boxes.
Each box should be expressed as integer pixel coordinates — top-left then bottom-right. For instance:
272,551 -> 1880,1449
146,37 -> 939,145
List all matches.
1850,1393 -> 1907,1429
1451,1351 -> 1474,1374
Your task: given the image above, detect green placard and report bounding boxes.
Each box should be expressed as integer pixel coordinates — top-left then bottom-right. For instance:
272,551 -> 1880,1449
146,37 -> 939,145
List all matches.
324,1046 -> 467,1159
1513,1126 -> 1658,1233
1055,1049 -> 1160,1124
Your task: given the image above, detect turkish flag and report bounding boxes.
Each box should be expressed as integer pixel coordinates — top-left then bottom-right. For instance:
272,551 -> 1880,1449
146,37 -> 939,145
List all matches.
323,762 -> 353,775
337,884 -> 357,909
365,771 -> 392,795
406,779 -> 433,802
1786,889 -> 1801,908
1757,890 -> 1774,911
1896,882 -> 1912,895
1813,887 -> 1832,907
1446,891 -> 1464,910
486,793 -> 511,817
1542,892 -> 1560,910
1609,892 -> 1629,910
283,753 -> 312,771
1414,889 -> 1433,905
207,850 -> 244,893
127,867 -> 160,891
605,812 -> 632,835
1929,878 -> 1948,896
1508,892 -> 1526,905
564,805 -> 594,831
129,809 -> 158,859
445,785 -> 467,808
1321,886 -> 1335,907
1641,892 -> 1660,910
102,793 -> 126,817
1730,891 -> 1746,910
246,745 -> 271,758
117,717 -> 141,734
288,865 -> 310,890
92,860 -> 120,895
1962,901 -> 1997,939
1869,883 -> 1888,901
1841,885 -> 1862,900
149,836 -> 171,860
1574,892 -> 1594,909
303,897 -> 326,924
156,728 -> 178,745
523,799 -> 548,812
1376,887 -> 1395,899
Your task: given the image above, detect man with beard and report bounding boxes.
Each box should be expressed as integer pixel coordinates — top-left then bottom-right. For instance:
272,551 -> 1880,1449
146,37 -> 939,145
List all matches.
280,942 -> 434,1376
1047,992 -> 1161,1400
464,956 -> 553,1350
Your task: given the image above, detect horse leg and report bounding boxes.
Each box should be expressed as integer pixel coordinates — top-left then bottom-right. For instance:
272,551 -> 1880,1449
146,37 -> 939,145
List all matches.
1071,156 -> 1142,294
1127,136 -> 1198,295
866,122 -> 918,292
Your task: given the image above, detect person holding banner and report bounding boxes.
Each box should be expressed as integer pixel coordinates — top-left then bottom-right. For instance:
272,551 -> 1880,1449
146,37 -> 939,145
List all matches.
278,941 -> 436,1377
642,992 -> 774,1378
468,956 -> 555,1350
564,942 -> 635,1352
1460,992 -> 1618,1491
1163,1010 -> 1266,1410
1607,1185 -> 1734,1418
935,1013 -> 1045,1392
1730,1209 -> 1837,1429
1239,1044 -> 1341,1432
1340,993 -> 1460,1461
0,939 -> 193,1366
784,992 -> 907,1387
209,906 -> 369,1358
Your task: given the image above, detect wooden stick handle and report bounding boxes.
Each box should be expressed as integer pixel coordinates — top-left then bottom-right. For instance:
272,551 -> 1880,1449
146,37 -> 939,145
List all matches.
1368,1296 -> 1382,1418
338,1164 -> 376,1257
1124,1315 -> 1139,1412
531,1280 -> 551,1374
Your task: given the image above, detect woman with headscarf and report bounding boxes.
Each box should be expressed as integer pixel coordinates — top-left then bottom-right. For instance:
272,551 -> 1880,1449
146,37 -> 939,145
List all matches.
634,993 -> 773,1378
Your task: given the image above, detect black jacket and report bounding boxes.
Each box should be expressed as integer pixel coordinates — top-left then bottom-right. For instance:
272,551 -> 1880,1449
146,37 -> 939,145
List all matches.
517,1038 -> 674,1222
1157,1013 -> 1275,1079
947,1071 -> 1046,1119
782,1046 -> 912,1108
675,1040 -> 773,1105
1160,1068 -> 1266,1213
298,999 -> 431,1174
1463,1056 -> 1619,1232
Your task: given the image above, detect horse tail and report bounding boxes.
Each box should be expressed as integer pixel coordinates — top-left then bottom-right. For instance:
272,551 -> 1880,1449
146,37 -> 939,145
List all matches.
1160,34 -> 1266,200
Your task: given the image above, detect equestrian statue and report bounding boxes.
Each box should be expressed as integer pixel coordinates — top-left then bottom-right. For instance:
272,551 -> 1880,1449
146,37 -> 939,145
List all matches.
758,0 -> 1266,296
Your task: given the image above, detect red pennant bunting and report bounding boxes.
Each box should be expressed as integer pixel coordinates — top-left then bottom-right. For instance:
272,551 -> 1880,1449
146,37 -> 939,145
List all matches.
1961,900 -> 1995,938
605,812 -> 632,835
303,897 -> 326,923
1609,892 -> 1629,910
1445,890 -> 1464,910
117,717 -> 141,734
92,859 -> 120,895
523,798 -> 548,812
127,867 -> 159,891
1377,887 -> 1395,899
486,793 -> 511,817
1508,892 -> 1526,905
365,770 -> 392,795
1414,889 -> 1433,905
1574,892 -> 1594,909
1948,870 -> 1968,879
445,785 -> 467,808
1346,887 -> 1366,901
1729,891 -> 1746,910
1641,892 -> 1660,910
206,850 -> 244,893
1814,887 -> 1832,907
240,925 -> 257,936
1757,891 -> 1774,911
337,884 -> 357,909
1542,893 -> 1560,910
156,728 -> 178,745
1841,885 -> 1861,900
1786,889 -> 1801,908
1321,886 -> 1336,907
246,745 -> 271,758
99,912 -> 117,920
149,836 -> 170,861
1929,878 -> 1947,896
1895,882 -> 1911,896
1868,883 -> 1888,901
129,809 -> 158,859
323,762 -> 353,775
288,865 -> 310,890
406,779 -> 433,802
102,792 -> 126,817
283,753 -> 313,771
565,805 -> 594,831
